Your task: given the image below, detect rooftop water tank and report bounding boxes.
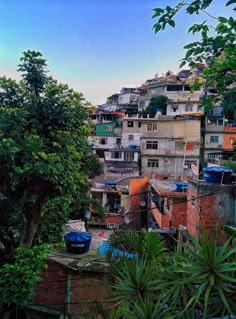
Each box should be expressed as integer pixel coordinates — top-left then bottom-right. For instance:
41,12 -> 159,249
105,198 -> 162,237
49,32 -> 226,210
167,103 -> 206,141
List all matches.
128,144 -> 137,150
64,232 -> 92,254
172,181 -> 188,192
203,166 -> 232,184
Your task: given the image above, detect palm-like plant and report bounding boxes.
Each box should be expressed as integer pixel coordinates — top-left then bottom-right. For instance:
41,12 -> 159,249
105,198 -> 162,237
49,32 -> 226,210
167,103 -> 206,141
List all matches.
161,228 -> 236,318
101,228 -> 236,319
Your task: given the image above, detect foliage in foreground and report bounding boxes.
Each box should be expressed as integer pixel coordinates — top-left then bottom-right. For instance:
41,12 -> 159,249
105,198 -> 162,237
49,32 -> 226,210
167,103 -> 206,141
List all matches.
0,245 -> 48,315
100,229 -> 236,318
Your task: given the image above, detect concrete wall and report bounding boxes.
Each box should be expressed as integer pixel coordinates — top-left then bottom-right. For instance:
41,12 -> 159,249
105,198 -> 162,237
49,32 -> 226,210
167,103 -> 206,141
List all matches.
141,119 -> 201,141
121,132 -> 142,147
166,103 -> 199,116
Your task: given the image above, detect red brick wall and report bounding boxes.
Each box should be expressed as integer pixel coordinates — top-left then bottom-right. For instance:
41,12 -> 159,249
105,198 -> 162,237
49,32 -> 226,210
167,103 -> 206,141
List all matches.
187,182 -> 235,244
32,261 -> 110,318
171,198 -> 187,228
151,201 -> 170,228
129,177 -> 149,229
69,272 -> 110,317
151,196 -> 187,229
32,261 -> 67,313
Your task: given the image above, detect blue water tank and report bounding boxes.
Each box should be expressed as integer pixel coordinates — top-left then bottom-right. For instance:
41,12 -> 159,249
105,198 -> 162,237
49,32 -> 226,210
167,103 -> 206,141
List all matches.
64,232 -> 92,254
128,144 -> 137,150
105,180 -> 117,189
173,181 -> 188,192
203,166 -> 232,184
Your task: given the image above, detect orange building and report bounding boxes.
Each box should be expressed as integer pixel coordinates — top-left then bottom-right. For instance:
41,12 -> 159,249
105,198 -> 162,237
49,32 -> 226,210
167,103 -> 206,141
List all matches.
224,124 -> 236,151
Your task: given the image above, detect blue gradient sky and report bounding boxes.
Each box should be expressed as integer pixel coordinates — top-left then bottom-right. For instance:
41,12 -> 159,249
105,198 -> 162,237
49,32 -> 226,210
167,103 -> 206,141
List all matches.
0,0 -> 232,105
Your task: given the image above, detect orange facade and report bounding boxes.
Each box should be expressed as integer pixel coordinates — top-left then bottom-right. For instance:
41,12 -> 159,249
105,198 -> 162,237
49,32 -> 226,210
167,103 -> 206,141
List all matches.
224,125 -> 236,150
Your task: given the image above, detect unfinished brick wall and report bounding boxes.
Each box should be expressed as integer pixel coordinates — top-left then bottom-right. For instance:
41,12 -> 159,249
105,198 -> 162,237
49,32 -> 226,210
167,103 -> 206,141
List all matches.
32,261 -> 67,314
151,201 -> 170,228
32,260 -> 110,318
171,198 -> 187,228
150,194 -> 187,229
187,182 -> 235,244
129,177 -> 149,229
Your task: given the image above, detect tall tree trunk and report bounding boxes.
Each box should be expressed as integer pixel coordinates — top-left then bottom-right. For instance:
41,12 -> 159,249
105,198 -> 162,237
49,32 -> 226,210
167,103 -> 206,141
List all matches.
21,206 -> 43,248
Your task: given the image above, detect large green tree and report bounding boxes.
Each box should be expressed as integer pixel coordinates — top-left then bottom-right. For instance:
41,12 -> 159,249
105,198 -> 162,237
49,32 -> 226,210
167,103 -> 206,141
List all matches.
139,95 -> 168,118
0,50 -> 101,254
152,0 -> 236,114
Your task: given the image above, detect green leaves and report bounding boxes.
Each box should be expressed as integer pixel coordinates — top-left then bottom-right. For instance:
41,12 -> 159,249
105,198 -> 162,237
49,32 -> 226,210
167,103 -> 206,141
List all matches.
0,245 -> 48,307
226,0 -> 236,7
107,228 -> 236,318
0,50 -> 97,251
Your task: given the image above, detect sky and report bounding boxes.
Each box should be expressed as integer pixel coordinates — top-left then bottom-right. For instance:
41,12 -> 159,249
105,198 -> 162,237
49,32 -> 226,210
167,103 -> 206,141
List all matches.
0,0 -> 233,105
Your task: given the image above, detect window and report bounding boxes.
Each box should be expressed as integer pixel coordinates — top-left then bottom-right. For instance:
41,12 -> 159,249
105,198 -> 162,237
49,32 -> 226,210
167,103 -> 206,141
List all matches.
208,153 -> 222,160
139,101 -> 145,108
138,121 -> 142,128
128,121 -> 134,127
147,159 -> 159,167
184,160 -> 197,169
185,104 -> 193,112
99,138 -> 108,145
116,138 -> 121,145
146,141 -> 158,150
111,152 -> 122,159
124,152 -> 134,161
210,136 -> 219,143
171,106 -> 179,112
105,126 -> 112,131
147,123 -> 157,131
128,135 -> 134,141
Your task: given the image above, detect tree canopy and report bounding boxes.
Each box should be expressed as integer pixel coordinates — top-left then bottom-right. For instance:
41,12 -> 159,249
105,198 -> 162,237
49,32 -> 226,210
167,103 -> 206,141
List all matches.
139,95 -> 168,118
0,50 -> 102,256
152,0 -> 236,114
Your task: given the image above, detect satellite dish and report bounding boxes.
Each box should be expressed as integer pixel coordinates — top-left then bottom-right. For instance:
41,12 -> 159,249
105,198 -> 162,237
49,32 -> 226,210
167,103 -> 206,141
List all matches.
124,216 -> 131,224
191,164 -> 199,176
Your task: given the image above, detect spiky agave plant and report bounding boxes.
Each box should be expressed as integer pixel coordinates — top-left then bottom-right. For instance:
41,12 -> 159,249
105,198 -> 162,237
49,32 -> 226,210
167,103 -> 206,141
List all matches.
160,228 -> 236,318
104,230 -> 172,316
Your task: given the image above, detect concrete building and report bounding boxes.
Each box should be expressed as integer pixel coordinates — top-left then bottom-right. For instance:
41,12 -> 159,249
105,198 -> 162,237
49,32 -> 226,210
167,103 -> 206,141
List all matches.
88,111 -> 124,158
121,114 -> 143,148
104,147 -> 140,178
202,114 -> 225,163
140,117 -> 201,180
143,74 -> 203,117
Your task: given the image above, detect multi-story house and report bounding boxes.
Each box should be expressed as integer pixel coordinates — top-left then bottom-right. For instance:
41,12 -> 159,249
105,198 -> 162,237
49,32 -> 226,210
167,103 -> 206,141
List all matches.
201,113 -> 225,164
148,75 -> 203,116
88,111 -> 124,158
140,117 -> 201,180
116,87 -> 139,114
121,114 -> 143,148
104,146 -> 140,178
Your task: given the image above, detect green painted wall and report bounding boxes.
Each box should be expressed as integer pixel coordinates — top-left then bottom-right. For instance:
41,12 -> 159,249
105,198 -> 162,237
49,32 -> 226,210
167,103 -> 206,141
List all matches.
96,122 -> 116,136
